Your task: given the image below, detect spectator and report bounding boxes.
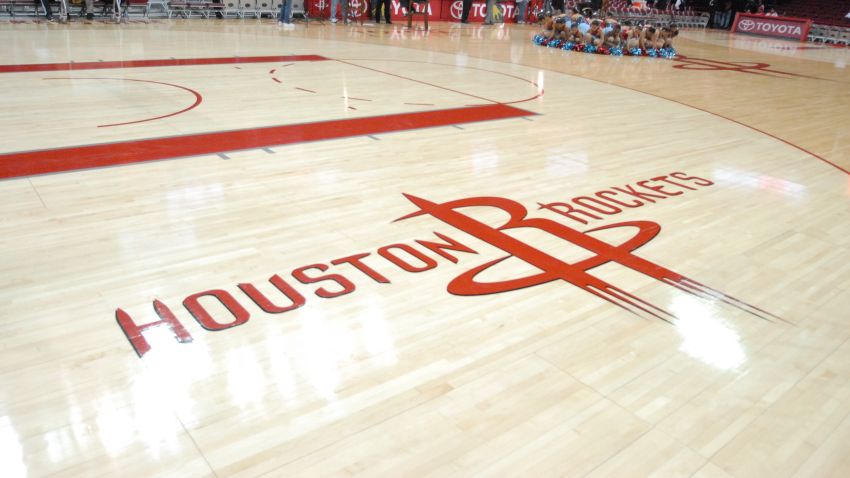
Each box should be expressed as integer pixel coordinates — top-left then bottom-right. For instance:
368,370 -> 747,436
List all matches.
515,0 -> 528,24
717,1 -> 733,29
329,0 -> 348,23
483,0 -> 496,24
708,0 -> 717,27
34,0 -> 54,21
765,8 -> 777,17
460,0 -> 472,23
373,0 -> 391,23
278,0 -> 293,27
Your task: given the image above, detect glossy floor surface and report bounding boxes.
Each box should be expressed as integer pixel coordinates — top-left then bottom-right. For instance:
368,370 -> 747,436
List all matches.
2,18 -> 850,478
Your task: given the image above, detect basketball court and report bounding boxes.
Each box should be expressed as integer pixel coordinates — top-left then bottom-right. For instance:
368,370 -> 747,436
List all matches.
1,16 -> 850,477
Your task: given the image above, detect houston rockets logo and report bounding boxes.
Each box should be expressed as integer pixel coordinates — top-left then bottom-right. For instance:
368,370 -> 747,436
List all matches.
116,178 -> 785,358
672,55 -> 838,82
397,194 -> 782,323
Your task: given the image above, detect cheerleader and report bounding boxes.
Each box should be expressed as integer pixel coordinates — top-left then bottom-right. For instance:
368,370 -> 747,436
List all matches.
570,11 -> 591,36
541,15 -> 555,37
565,22 -> 585,43
658,24 -> 679,49
585,19 -> 605,47
639,26 -> 658,50
624,22 -> 643,49
602,22 -> 622,48
551,19 -> 569,40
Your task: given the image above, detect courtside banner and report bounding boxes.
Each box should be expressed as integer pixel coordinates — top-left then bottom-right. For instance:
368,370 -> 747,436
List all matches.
388,0 -> 517,23
732,13 -> 812,42
305,0 -> 517,23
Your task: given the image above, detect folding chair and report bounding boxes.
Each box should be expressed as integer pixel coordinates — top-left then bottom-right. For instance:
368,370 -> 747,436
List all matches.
239,0 -> 257,17
221,0 -> 238,16
406,0 -> 428,28
256,0 -> 273,17
145,0 -> 169,15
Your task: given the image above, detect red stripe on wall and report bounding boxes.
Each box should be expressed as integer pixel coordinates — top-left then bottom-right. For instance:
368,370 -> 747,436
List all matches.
0,55 -> 329,74
0,104 -> 534,179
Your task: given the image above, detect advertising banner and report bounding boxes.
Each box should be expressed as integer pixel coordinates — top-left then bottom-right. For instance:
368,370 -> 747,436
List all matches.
732,13 -> 812,42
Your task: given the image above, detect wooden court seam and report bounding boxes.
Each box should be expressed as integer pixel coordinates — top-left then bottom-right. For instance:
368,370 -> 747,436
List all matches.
334,58 -> 502,105
332,46 -> 848,176
409,55 -> 841,172
333,58 -> 543,106
597,82 -> 850,176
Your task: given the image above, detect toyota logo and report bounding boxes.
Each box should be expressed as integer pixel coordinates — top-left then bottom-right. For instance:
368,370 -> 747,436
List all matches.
739,19 -> 755,31
450,0 -> 463,20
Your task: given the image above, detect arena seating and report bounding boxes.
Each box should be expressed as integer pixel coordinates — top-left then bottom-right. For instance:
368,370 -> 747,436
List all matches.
596,0 -> 709,28
775,0 -> 850,27
808,24 -> 850,45
2,0 -> 844,40
772,0 -> 850,45
0,0 -> 278,18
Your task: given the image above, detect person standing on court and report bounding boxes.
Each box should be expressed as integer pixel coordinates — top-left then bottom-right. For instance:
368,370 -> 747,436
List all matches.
515,0 -> 528,23
82,0 -> 94,20
35,0 -> 55,21
278,0 -> 294,28
483,0 -> 496,24
373,0 -> 392,23
460,0 -> 472,23
330,0 -> 348,22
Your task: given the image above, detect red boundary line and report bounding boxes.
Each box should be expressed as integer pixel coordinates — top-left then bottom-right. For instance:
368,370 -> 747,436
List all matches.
333,43 -> 846,177
43,77 -> 203,128
591,81 -> 850,176
0,55 -> 328,74
339,57 -> 844,175
0,104 -> 535,179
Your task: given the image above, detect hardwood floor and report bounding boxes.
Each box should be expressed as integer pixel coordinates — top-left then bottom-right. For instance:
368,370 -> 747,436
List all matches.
1,18 -> 849,477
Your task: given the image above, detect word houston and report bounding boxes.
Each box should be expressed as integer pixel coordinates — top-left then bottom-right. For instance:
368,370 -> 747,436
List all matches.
116,232 -> 477,357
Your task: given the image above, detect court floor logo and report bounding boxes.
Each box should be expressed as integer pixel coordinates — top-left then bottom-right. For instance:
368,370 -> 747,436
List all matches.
116,176 -> 784,357
397,194 -> 781,324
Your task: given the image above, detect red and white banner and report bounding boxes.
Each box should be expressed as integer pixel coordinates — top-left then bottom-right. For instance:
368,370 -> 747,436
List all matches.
306,0 -> 516,23
732,13 -> 812,42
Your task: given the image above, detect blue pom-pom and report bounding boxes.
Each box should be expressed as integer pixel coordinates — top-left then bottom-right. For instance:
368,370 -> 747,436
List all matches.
660,47 -> 677,59
532,34 -> 673,60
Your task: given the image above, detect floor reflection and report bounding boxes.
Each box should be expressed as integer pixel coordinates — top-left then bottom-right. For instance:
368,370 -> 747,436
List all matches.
672,295 -> 746,370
